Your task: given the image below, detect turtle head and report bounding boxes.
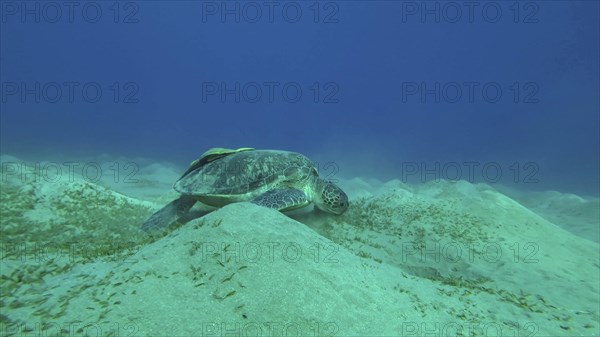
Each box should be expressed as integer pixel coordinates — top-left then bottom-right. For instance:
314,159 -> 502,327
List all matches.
313,179 -> 349,215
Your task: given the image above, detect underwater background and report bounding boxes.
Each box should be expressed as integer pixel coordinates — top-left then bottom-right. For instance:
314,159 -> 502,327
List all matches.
1,1 -> 599,194
1,1 -> 599,337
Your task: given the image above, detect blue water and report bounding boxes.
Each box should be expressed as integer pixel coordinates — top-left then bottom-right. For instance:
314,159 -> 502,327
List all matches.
1,1 -> 598,195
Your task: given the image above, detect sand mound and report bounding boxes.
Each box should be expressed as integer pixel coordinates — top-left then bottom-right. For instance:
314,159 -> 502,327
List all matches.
1,165 -> 598,336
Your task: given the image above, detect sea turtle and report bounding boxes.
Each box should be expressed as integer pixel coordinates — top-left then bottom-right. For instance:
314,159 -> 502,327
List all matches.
141,148 -> 349,231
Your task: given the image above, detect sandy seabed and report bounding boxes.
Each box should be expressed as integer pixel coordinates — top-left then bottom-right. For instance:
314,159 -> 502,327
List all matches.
1,154 -> 599,337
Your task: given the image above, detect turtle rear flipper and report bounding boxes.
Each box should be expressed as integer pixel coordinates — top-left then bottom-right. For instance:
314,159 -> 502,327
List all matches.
252,189 -> 310,212
141,195 -> 197,232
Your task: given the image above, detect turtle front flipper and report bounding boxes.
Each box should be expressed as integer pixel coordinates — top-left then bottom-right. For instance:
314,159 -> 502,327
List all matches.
141,195 -> 197,232
251,189 -> 310,212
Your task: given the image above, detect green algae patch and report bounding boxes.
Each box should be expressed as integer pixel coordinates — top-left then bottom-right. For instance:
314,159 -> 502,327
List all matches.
1,179 -> 157,261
